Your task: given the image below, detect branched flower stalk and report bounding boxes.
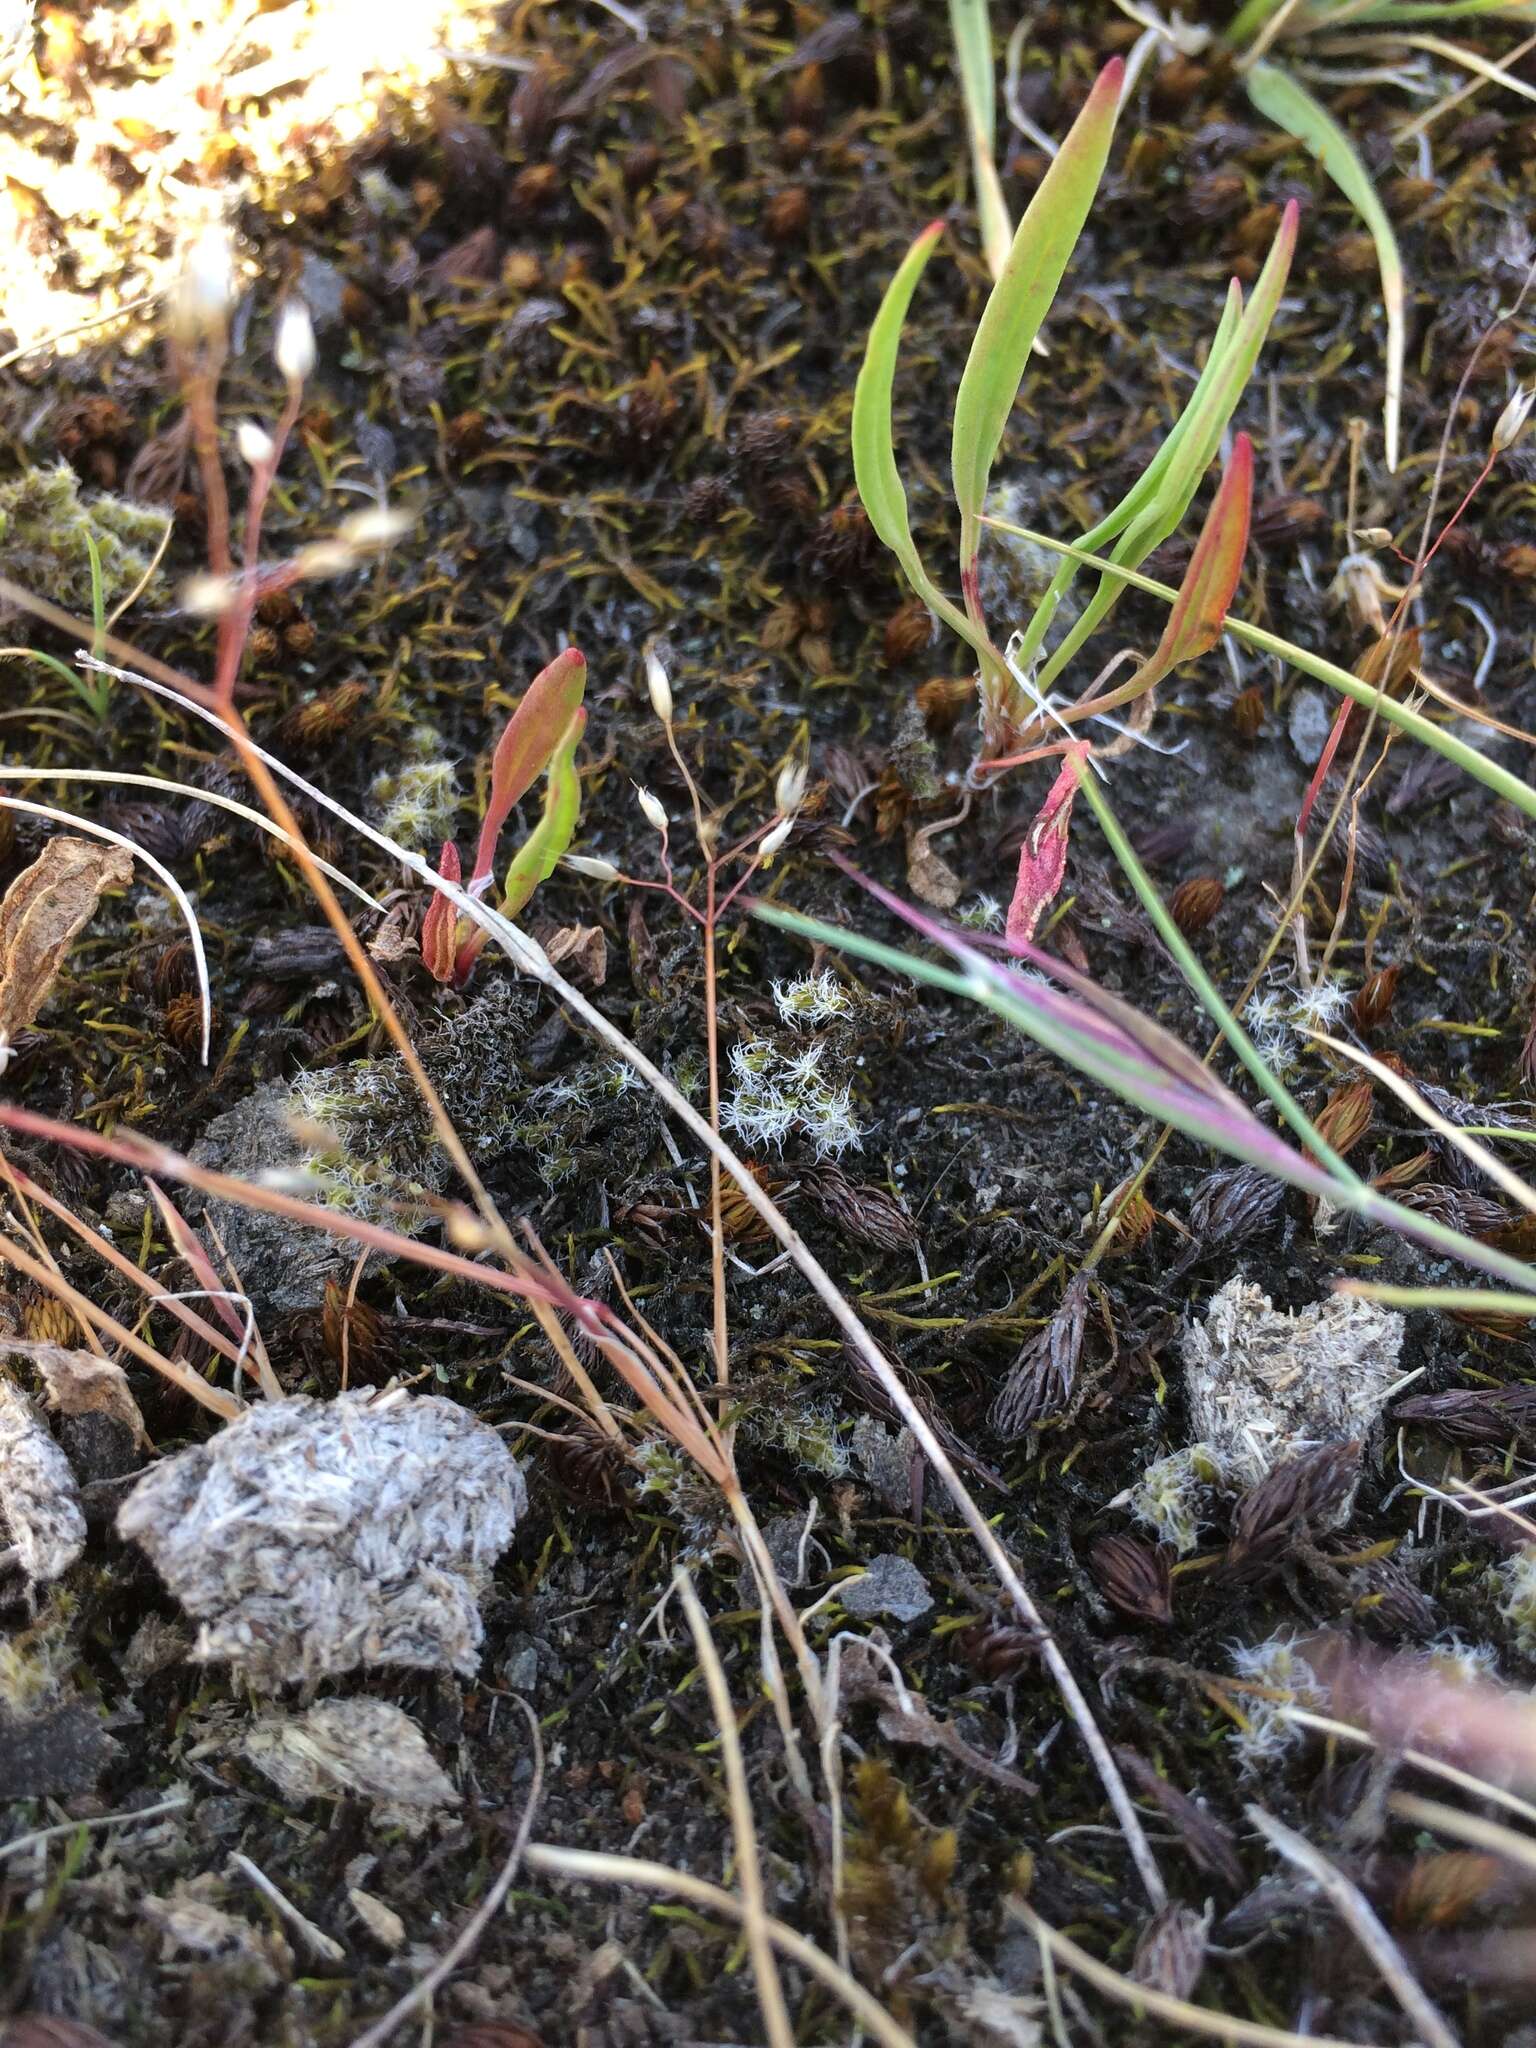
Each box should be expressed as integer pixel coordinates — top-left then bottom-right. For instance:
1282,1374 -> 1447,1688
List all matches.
580,647 -> 808,1409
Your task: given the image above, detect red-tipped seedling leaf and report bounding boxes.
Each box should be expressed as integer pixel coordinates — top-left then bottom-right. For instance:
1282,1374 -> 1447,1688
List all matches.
470,647 -> 587,887
420,840 -> 462,984
1139,432 -> 1253,694
1006,741 -> 1090,955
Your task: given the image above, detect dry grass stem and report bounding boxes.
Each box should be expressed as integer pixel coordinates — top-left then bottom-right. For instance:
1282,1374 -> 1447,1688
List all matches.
675,1566 -> 796,2048
1247,1804 -> 1462,2048
523,1843 -> 917,2048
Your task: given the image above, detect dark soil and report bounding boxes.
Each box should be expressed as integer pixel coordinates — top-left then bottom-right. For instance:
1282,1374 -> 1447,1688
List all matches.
6,2 -> 1536,2043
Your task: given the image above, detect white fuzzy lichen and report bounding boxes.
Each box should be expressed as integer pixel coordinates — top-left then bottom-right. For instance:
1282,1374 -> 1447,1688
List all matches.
117,1390 -> 526,1688
0,1381 -> 85,1585
369,733 -> 459,849
1182,1277 -> 1404,1492
1495,1547 -> 1536,1654
1427,1632 -> 1502,1689
771,969 -> 850,1026
722,1034 -> 862,1159
1243,976 -> 1354,1072
954,894 -> 1005,933
1227,1632 -> 1327,1772
1129,1445 -> 1222,1557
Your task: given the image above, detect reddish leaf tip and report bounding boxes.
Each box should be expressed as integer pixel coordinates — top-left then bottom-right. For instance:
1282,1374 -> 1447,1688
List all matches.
1097,55 -> 1127,91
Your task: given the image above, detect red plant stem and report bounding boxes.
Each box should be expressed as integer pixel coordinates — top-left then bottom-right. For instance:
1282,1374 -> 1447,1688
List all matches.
7,1161 -> 253,1377
178,345 -> 233,583
213,384 -> 304,708
0,1101 -> 585,1323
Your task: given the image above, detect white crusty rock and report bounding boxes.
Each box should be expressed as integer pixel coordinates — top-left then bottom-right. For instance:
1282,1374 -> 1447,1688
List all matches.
1181,1277 -> 1405,1490
243,1697 -> 459,1834
0,1379 -> 86,1583
117,1389 -> 526,1687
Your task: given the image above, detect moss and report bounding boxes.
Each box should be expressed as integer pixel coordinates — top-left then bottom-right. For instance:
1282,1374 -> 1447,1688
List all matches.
289,979 -> 531,1227
0,462 -> 170,624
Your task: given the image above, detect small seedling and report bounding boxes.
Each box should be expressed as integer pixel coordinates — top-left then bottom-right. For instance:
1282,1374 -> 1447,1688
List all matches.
419,647 -> 588,987
853,56 -> 1293,759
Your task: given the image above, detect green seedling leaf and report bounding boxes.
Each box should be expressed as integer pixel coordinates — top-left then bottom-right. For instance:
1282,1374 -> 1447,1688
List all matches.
1138,431 -> 1254,692
470,646 -> 586,888
1033,201 -> 1297,695
753,873 -> 1536,1296
949,0 -> 1012,282
1227,0 -> 1536,35
850,220 -> 979,648
500,707 -> 586,921
982,504 -> 1536,825
1245,63 -> 1403,470
1013,280 -> 1244,675
1074,432 -> 1256,728
1226,0 -> 1303,40
951,57 -> 1124,574
1346,3 -> 1536,20
82,529 -> 106,657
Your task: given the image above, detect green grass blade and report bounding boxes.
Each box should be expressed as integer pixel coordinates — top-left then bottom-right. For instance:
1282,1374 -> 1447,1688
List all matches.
1246,61 -> 1403,471
950,56 -> 1124,579
82,530 -> 106,658
754,901 -> 1320,1178
1033,202 -> 1297,694
501,708 -> 585,919
1013,280 -> 1244,675
850,221 -> 980,651
1071,758 -> 1359,1183
982,509 -> 1536,822
1227,0 -> 1297,40
1339,1285 -> 1536,1313
0,647 -> 108,718
753,896 -> 1536,1292
1342,2 -> 1536,20
949,0 -> 1012,281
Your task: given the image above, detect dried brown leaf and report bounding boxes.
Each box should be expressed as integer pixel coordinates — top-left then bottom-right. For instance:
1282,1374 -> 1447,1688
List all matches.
1132,1902 -> 1210,2000
796,1163 -> 919,1251
837,1637 -> 1036,1795
1393,1852 -> 1502,1931
845,1332 -> 1002,1489
989,1275 -> 1090,1439
1393,1384 -> 1536,1449
905,824 -> 963,909
1311,1077 -> 1374,1161
0,2020 -> 123,2048
1225,1438 -> 1361,1571
539,922 -> 608,987
1089,1532 -> 1174,1627
1176,1162 -> 1285,1270
0,837 -> 133,1065
957,1616 -> 1042,1683
1395,1182 -> 1510,1235
1350,1560 -> 1439,1640
1115,1747 -> 1245,1890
